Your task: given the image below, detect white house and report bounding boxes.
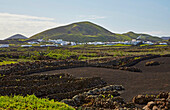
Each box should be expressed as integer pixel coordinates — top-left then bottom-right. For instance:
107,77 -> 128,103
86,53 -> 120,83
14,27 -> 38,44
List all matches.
143,41 -> 154,45
87,42 -> 105,45
70,42 -> 76,46
0,44 -> 9,48
45,44 -> 58,47
37,39 -> 44,42
28,41 -> 39,44
159,43 -> 167,45
106,41 -> 130,45
94,42 -> 105,45
48,39 -> 71,46
129,39 -> 142,45
61,42 -> 68,46
40,45 -> 46,47
21,45 -> 32,47
48,39 -> 63,44
77,43 -> 86,45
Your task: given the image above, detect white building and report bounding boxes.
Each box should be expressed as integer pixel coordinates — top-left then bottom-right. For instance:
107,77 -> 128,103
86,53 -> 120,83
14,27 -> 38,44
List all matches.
77,43 -> 86,45
40,45 -> 46,47
159,43 -> 167,45
48,39 -> 63,44
45,44 -> 58,47
87,42 -> 105,45
70,42 -> 76,46
106,41 -> 130,45
37,39 -> 44,42
60,42 -> 69,46
0,44 -> 9,48
28,41 -> 39,44
21,45 -> 32,47
143,41 -> 154,45
48,39 -> 71,46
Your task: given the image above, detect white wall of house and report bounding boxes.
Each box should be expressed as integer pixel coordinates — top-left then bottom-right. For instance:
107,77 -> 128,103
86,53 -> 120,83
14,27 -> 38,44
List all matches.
0,44 -> 9,48
28,41 -> 39,44
21,45 -> 32,47
159,43 -> 167,45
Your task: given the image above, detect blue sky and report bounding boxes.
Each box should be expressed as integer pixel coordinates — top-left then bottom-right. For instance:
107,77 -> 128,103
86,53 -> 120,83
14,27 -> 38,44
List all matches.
0,0 -> 170,39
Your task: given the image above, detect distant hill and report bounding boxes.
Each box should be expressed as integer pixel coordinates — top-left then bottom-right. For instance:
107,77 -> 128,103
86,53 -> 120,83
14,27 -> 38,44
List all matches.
161,37 -> 170,40
5,34 -> 27,40
30,21 -> 162,42
123,31 -> 162,42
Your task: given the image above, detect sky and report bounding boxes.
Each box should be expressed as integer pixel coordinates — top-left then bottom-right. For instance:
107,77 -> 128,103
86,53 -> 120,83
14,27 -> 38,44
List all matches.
0,0 -> 170,39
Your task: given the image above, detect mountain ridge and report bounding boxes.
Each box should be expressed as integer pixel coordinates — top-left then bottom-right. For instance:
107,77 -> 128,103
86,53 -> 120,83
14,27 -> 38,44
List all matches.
30,21 -> 162,42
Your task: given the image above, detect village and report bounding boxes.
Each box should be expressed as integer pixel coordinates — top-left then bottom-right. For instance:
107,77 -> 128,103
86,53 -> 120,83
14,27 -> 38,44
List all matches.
0,37 -> 168,48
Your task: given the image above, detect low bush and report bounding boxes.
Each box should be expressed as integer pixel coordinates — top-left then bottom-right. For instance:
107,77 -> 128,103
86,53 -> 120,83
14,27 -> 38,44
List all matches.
145,61 -> 160,66
0,95 -> 75,110
119,67 -> 142,72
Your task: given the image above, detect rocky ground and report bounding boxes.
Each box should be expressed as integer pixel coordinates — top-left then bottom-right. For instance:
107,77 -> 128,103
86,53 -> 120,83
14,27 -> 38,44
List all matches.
0,56 -> 169,109
35,57 -> 170,103
61,86 -> 169,109
0,73 -> 107,101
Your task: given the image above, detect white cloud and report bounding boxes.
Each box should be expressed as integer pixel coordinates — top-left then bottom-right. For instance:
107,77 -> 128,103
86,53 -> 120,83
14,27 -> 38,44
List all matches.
0,13 -> 62,40
0,13 -> 55,21
78,15 -> 106,20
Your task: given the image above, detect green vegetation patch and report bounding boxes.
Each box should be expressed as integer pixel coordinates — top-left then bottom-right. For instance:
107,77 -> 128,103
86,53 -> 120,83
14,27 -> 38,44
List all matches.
140,44 -> 150,47
0,61 -> 18,66
0,95 -> 75,110
134,57 -> 141,60
152,45 -> 168,47
45,49 -> 73,60
109,44 -> 131,47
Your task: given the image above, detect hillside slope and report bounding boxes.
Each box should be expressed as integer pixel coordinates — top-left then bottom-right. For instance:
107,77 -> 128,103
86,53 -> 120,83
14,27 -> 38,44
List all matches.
161,37 -> 170,40
5,34 -> 27,40
30,21 -> 162,42
123,31 -> 162,41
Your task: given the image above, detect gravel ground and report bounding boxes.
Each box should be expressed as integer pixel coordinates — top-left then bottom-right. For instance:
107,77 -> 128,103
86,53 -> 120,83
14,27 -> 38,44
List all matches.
32,57 -> 170,101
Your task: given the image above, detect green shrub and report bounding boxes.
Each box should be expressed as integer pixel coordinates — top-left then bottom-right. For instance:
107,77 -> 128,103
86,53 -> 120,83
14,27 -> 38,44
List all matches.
134,57 -> 141,60
0,95 -> 75,110
0,61 -> 18,66
78,55 -> 87,60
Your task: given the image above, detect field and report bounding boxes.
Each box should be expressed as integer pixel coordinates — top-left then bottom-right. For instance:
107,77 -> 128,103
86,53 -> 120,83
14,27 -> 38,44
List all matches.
0,45 -> 170,109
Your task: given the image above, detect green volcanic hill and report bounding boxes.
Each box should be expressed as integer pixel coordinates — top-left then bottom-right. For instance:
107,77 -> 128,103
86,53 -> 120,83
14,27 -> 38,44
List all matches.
30,21 -> 162,42
6,34 -> 27,40
123,31 -> 162,42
